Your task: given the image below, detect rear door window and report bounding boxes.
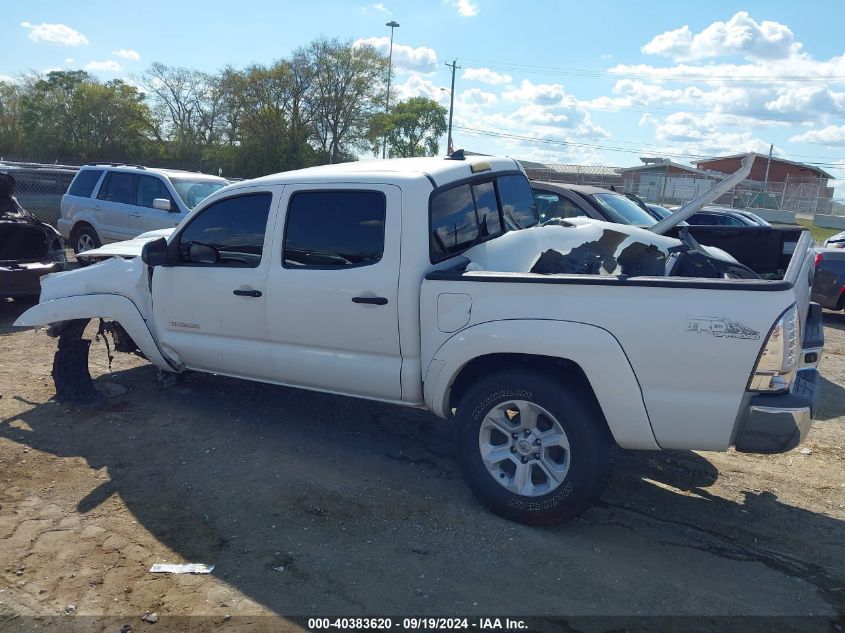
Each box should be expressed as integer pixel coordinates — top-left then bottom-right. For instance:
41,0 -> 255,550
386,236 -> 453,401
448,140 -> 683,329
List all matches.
283,190 -> 386,268
96,172 -> 137,204
67,169 -> 103,197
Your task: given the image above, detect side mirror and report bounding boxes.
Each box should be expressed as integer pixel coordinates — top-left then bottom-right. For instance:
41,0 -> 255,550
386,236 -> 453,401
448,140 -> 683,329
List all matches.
141,237 -> 168,267
152,198 -> 173,212
189,242 -> 218,264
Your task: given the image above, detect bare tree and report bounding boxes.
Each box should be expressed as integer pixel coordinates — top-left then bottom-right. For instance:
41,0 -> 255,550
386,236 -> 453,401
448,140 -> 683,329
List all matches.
304,38 -> 387,163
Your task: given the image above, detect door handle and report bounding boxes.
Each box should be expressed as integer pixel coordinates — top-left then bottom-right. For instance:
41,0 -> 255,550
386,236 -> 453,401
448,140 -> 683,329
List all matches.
233,288 -> 262,297
352,296 -> 388,305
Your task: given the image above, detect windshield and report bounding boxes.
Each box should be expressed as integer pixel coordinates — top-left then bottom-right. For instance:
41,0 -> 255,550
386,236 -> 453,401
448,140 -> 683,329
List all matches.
170,178 -> 227,209
590,193 -> 657,226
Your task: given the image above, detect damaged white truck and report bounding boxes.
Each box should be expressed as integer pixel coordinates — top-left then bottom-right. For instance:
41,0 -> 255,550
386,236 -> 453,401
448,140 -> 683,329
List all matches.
15,155 -> 823,524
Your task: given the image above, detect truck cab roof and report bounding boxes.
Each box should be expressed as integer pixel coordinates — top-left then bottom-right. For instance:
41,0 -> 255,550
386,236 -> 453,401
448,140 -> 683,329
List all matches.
246,156 -> 524,188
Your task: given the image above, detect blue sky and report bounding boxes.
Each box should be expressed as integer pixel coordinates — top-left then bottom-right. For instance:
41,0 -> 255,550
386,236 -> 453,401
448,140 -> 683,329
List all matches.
2,0 -> 844,188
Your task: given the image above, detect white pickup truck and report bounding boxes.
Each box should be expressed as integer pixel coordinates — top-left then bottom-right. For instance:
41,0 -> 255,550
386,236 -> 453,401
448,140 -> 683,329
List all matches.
15,155 -> 823,524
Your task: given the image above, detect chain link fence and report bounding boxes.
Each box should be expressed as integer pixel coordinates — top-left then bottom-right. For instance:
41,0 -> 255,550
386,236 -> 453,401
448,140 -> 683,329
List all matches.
526,165 -> 843,217
0,161 -> 80,225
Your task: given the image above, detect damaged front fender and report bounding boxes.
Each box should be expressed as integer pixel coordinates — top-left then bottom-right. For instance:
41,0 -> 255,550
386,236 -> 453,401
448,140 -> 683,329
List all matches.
14,293 -> 181,372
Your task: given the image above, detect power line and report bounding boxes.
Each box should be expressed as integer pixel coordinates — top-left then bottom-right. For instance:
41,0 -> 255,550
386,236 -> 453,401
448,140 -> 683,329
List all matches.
458,57 -> 845,84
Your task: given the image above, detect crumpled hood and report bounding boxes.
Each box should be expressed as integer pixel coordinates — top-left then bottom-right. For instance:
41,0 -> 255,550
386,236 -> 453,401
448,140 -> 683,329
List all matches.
80,228 -> 175,260
464,220 -> 683,273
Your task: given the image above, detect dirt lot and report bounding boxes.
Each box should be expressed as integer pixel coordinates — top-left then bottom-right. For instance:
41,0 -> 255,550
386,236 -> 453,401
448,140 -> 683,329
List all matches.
0,292 -> 843,631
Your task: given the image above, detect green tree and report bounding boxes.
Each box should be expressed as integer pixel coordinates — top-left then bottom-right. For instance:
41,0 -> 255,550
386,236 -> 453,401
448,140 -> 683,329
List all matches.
18,70 -> 153,163
0,80 -> 23,158
369,97 -> 447,158
305,37 -> 387,163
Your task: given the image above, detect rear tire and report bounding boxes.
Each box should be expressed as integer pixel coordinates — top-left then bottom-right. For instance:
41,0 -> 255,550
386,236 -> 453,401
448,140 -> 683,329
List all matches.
71,225 -> 101,267
455,369 -> 613,525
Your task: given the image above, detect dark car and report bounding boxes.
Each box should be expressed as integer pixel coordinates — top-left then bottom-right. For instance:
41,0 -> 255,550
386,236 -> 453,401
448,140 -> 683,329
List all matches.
530,182 -> 657,227
812,249 -> 845,310
686,206 -> 771,228
645,203 -> 673,220
1,173 -> 67,301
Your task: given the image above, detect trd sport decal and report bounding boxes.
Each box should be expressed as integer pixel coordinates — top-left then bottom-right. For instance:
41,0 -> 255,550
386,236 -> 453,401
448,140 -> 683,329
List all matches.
686,316 -> 760,340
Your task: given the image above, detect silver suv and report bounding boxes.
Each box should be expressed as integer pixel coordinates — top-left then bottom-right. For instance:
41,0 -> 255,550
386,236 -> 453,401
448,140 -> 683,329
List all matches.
60,164 -> 228,257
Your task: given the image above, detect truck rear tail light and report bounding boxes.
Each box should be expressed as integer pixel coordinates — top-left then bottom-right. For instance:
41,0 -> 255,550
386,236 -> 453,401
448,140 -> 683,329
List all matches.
748,304 -> 800,392
815,252 -> 822,268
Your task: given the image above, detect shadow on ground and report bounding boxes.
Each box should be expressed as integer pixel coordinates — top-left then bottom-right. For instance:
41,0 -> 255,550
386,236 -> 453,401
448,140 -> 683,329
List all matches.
1,363 -> 843,619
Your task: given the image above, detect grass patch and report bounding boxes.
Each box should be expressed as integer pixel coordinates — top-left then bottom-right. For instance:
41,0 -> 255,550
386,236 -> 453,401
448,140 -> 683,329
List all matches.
773,218 -> 840,244
795,218 -> 840,243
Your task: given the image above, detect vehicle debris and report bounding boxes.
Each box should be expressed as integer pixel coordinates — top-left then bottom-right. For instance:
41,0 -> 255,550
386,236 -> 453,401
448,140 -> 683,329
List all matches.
465,219 -> 756,280
141,611 -> 159,623
0,172 -> 67,300
148,563 -> 214,574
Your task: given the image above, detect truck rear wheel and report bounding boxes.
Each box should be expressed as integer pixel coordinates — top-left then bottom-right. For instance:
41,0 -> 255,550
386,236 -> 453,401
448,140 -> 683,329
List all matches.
455,369 -> 613,525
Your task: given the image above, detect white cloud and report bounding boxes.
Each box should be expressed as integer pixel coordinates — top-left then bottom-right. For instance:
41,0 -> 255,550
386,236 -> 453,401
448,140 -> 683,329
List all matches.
639,111 -> 773,155
353,36 -> 437,73
765,86 -> 845,115
113,49 -> 140,61
21,22 -> 88,46
84,60 -> 121,72
642,12 -> 801,61
458,88 -> 498,107
448,0 -> 479,17
0,74 -> 16,84
456,79 -> 609,151
362,2 -> 391,13
463,67 -> 512,85
790,125 -> 845,146
393,74 -> 450,105
502,80 -> 570,106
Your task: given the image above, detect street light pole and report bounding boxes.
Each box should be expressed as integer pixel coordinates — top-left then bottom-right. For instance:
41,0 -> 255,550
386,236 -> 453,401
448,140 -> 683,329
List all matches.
383,20 -> 400,159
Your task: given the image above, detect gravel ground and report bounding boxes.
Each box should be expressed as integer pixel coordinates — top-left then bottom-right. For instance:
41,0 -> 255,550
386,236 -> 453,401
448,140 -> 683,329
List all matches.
0,295 -> 843,631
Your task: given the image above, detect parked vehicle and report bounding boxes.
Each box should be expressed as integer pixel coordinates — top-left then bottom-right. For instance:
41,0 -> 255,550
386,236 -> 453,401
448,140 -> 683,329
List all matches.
822,230 -> 845,248
0,173 -> 66,300
687,206 -> 771,227
645,203 -> 674,220
0,162 -> 77,224
17,155 -> 822,525
531,182 -> 657,226
812,248 -> 845,310
60,164 -> 228,259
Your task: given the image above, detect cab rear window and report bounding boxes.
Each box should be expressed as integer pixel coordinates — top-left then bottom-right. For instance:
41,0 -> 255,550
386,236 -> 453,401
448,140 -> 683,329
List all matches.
429,173 -> 538,263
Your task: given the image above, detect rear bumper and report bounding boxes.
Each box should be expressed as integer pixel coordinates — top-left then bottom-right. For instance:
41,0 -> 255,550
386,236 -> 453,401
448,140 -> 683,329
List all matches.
0,260 -> 65,298
735,369 -> 818,454
57,218 -> 72,240
734,303 -> 823,454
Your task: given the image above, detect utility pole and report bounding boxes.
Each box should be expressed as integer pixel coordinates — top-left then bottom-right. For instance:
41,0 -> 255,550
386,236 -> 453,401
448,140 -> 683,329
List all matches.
445,59 -> 460,154
383,20 -> 400,159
